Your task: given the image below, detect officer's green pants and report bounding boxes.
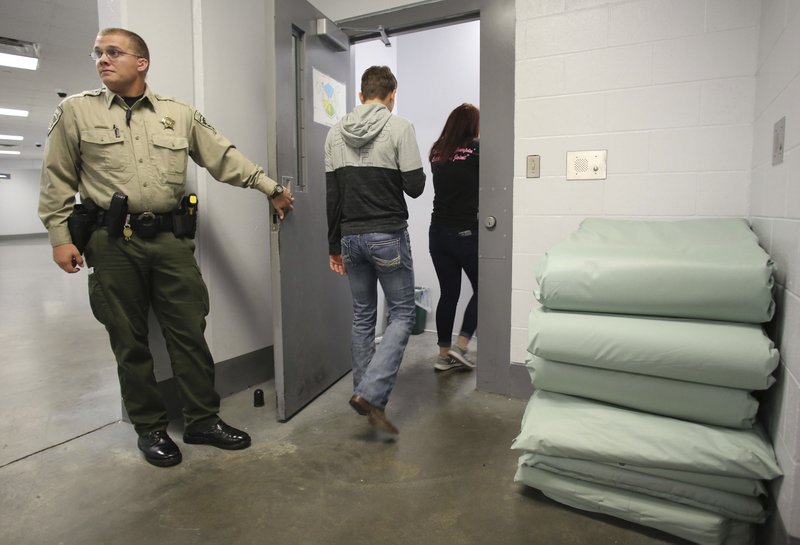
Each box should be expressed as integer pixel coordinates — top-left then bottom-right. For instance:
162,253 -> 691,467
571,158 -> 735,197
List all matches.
85,229 -> 219,435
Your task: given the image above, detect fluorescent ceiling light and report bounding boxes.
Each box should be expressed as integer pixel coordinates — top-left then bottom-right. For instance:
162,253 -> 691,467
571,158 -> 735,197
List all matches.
0,150 -> 21,155
0,134 -> 23,141
0,108 -> 28,117
0,37 -> 39,71
0,52 -> 38,70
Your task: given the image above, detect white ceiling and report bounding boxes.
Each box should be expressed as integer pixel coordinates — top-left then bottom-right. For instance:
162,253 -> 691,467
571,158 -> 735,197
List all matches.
0,0 -> 99,163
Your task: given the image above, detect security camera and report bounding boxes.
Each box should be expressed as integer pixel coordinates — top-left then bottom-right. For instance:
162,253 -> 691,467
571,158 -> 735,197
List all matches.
56,89 -> 67,98
35,142 -> 43,148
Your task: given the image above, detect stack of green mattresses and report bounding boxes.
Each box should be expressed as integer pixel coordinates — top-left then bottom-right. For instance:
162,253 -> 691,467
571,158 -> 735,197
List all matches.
512,218 -> 783,545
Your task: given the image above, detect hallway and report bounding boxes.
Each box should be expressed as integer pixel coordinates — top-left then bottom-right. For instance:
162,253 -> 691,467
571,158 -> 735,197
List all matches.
0,236 -> 684,544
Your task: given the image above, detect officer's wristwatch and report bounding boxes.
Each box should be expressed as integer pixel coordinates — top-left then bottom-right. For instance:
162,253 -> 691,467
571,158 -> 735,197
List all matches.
269,185 -> 284,199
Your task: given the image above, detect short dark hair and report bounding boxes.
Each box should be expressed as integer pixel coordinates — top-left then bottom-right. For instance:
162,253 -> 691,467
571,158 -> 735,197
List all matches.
98,27 -> 150,61
360,66 -> 397,100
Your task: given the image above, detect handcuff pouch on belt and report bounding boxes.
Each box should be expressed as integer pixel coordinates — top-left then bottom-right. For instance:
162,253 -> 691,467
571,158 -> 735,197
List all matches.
105,192 -> 129,237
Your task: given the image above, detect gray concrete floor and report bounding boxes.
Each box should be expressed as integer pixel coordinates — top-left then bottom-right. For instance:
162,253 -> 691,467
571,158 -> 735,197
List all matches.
0,236 -> 686,545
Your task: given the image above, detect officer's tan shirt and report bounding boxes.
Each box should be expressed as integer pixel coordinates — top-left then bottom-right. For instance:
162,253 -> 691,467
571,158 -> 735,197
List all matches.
39,85 -> 278,246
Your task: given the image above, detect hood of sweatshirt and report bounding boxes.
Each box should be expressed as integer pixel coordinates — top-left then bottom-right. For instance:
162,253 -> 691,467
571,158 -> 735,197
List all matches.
339,102 -> 392,149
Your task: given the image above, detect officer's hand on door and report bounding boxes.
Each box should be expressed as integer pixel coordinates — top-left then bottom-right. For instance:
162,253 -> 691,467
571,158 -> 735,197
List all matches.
270,190 -> 294,220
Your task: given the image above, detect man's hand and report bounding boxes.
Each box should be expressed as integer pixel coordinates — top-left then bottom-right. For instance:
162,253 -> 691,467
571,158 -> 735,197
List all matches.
53,243 -> 83,273
270,190 -> 295,220
329,255 -> 347,276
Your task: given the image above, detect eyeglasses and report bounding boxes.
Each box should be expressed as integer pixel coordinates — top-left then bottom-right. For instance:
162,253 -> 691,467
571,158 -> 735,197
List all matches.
90,48 -> 142,61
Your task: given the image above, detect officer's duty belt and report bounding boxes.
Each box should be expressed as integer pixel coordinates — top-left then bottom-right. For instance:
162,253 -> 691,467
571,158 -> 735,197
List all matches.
100,210 -> 174,238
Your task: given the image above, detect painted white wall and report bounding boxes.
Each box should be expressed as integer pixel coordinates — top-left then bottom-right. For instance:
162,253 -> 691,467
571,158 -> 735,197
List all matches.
511,0 -> 760,364
748,0 -> 800,537
0,164 -> 46,236
353,21 -> 480,339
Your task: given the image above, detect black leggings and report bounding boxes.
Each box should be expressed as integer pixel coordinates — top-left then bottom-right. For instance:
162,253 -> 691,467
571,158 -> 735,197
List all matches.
429,224 -> 478,347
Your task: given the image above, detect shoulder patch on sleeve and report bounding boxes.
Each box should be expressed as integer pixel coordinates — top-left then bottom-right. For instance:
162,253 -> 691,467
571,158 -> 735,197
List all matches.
47,106 -> 63,135
193,111 -> 216,133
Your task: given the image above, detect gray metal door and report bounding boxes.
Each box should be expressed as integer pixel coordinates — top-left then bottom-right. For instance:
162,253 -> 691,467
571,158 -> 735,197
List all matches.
271,0 -> 353,421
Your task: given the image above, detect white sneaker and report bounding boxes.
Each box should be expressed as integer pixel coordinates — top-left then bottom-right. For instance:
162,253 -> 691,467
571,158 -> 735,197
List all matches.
447,345 -> 476,369
434,355 -> 462,372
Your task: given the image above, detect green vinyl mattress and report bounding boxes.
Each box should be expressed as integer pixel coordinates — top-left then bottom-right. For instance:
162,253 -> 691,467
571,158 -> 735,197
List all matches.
517,453 -> 766,523
514,464 -> 756,545
534,218 -> 774,323
527,308 -> 778,390
511,391 -> 782,480
526,356 -> 758,428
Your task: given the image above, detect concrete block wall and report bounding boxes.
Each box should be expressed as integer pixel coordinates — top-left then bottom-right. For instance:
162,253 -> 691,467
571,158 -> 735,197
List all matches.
749,0 -> 800,539
511,0 -> 760,365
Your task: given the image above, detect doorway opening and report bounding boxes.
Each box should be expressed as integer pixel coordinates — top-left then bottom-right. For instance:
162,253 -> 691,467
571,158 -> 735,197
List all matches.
353,19 -> 481,369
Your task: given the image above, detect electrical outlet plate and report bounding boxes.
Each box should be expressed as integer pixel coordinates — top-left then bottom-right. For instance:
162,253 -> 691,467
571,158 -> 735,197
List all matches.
526,155 -> 540,178
773,117 -> 786,166
566,150 -> 607,180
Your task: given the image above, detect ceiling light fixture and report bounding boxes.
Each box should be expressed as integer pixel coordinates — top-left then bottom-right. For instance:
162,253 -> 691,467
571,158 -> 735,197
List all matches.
0,150 -> 22,155
0,108 -> 29,117
0,134 -> 24,141
0,37 -> 40,71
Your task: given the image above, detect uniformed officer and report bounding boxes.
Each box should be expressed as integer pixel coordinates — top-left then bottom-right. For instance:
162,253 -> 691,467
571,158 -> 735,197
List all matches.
38,27 -> 293,467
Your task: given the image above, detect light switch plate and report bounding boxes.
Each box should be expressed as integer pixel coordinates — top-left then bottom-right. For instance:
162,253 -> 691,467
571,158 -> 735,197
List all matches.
566,150 -> 607,180
773,117 -> 785,166
526,155 -> 540,178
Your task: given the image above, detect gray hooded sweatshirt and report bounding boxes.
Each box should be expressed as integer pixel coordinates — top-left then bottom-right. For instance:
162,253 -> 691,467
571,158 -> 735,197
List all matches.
325,102 -> 425,255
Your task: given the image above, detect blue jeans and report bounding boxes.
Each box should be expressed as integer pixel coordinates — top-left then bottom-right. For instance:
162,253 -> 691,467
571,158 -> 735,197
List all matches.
341,229 -> 415,410
429,224 -> 479,347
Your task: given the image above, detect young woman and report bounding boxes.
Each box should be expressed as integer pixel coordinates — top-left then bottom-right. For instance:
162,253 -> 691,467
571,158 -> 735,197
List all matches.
428,103 -> 480,371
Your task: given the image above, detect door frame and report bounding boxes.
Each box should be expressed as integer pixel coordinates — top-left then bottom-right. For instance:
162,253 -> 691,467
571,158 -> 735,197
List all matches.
342,0 -> 527,398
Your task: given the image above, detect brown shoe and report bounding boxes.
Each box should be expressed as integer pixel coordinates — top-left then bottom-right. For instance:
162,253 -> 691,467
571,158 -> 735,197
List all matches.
368,408 -> 399,435
349,394 -> 372,416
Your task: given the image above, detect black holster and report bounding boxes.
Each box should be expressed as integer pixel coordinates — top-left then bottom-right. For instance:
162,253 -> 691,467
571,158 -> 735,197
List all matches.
67,198 -> 99,254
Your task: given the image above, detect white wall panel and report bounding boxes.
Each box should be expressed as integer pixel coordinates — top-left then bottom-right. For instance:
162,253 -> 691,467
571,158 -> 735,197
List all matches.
564,44 -> 652,94
648,126 -> 752,172
696,172 -> 749,216
602,174 -> 697,216
518,0 -> 566,20
700,78 -> 756,126
523,8 -> 608,58
770,220 -> 800,289
608,0 -> 705,46
516,58 -> 565,99
652,28 -> 757,84
514,178 -> 604,215
706,0 -> 761,32
750,162 -> 788,217
517,94 -> 607,137
606,83 -> 700,132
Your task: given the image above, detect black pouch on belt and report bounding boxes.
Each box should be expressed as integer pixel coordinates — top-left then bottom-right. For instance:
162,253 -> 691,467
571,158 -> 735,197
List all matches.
67,198 -> 98,254
172,193 -> 198,239
106,192 -> 128,237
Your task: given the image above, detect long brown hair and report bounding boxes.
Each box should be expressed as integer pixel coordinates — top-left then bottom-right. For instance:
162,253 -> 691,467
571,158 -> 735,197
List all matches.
429,103 -> 480,164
